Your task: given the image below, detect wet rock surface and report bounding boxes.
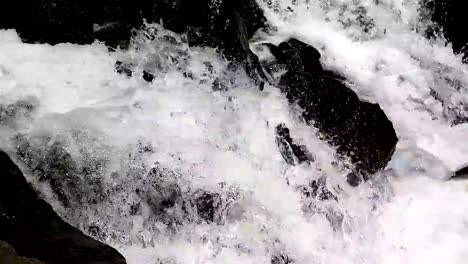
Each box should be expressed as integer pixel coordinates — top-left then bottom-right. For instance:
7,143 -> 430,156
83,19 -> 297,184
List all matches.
0,0 -> 267,86
275,123 -> 313,166
453,165 -> 468,179
13,135 -> 106,210
0,150 -> 126,264
426,0 -> 467,60
0,241 -> 43,264
9,133 -> 241,244
265,38 -> 398,177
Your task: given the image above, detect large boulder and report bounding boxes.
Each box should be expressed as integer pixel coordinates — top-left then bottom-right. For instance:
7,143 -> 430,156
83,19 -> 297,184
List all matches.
0,150 -> 126,264
264,39 -> 398,178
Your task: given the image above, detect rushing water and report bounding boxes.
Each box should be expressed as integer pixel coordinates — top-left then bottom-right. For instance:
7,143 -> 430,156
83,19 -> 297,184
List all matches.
1,1 -> 468,263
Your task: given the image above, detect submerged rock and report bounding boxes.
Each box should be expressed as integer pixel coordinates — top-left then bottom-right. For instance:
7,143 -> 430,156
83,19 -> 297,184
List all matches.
299,177 -> 337,202
275,123 -> 313,166
0,99 -> 38,128
265,39 -> 398,177
14,136 -> 105,210
192,190 -> 222,223
134,166 -> 230,227
0,150 -> 126,264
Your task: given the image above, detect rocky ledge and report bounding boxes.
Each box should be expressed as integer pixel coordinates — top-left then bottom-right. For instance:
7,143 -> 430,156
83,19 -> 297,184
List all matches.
0,151 -> 126,264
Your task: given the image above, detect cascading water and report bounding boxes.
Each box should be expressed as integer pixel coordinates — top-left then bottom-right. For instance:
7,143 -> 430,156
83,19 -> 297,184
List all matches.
1,1 -> 468,264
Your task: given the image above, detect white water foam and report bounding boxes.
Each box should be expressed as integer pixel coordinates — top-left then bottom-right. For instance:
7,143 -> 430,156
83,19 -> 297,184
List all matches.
255,0 -> 468,176
1,1 -> 468,263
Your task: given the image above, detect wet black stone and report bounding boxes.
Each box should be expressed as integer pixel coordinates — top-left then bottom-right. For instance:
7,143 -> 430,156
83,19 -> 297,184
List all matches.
183,72 -> 194,80
35,143 -> 83,208
275,123 -> 313,165
142,71 -> 155,83
212,78 -> 227,91
453,165 -> 468,179
299,178 -> 336,201
309,179 -> 337,201
13,136 -> 106,209
346,172 -> 362,187
159,198 -> 176,209
0,150 -> 126,264
193,191 -> 221,223
266,38 -> 398,177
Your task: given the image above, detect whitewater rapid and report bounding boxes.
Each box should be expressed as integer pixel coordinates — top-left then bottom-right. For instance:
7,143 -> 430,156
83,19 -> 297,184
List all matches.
1,1 -> 468,263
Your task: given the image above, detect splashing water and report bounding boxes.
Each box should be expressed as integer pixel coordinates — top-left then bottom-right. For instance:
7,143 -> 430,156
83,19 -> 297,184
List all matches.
1,1 -> 468,264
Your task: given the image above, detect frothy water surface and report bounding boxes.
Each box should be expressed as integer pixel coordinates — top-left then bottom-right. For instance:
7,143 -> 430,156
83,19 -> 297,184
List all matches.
1,1 -> 468,263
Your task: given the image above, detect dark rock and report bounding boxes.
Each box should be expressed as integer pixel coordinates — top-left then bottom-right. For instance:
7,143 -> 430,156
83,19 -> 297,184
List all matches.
0,0 -> 267,86
154,0 -> 268,87
142,71 -> 155,83
0,150 -> 126,264
114,61 -> 155,82
136,168 -> 228,226
275,123 -> 313,165
0,241 -> 43,264
192,191 -> 221,223
346,172 -> 362,187
36,143 -> 83,208
13,136 -> 105,209
135,167 -> 188,227
425,0 -> 467,60
271,254 -> 294,264
129,203 -> 142,216
299,178 -> 337,202
453,165 -> 468,179
265,39 -> 398,177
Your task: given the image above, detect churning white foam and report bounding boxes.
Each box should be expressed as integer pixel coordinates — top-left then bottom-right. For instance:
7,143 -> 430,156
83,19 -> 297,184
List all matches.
1,1 -> 468,263
255,0 -> 468,177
